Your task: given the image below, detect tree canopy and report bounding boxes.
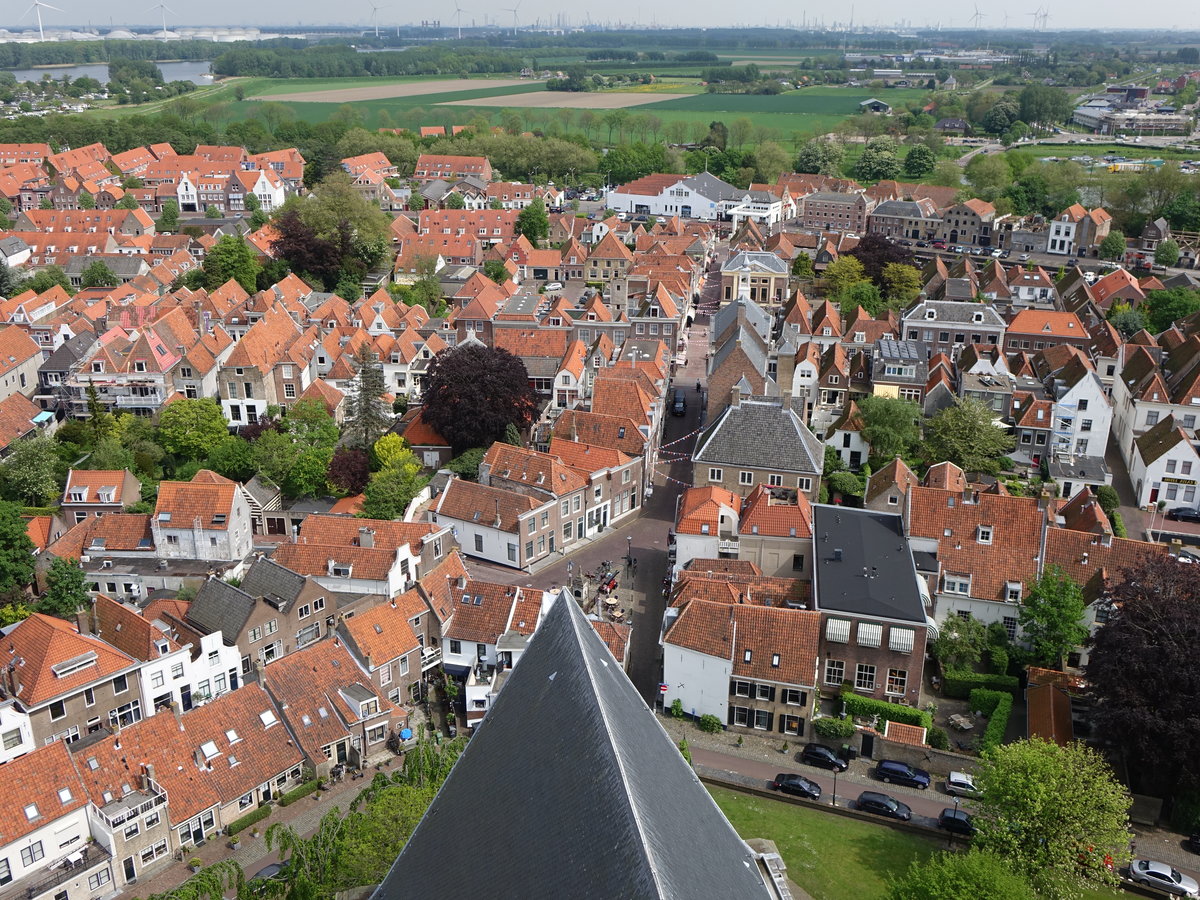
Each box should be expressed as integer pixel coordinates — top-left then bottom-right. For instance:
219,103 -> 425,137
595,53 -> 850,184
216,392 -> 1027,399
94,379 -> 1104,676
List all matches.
1086,555 -> 1200,793
344,345 -> 390,450
1018,565 -> 1088,668
973,738 -> 1130,899
0,436 -> 60,506
421,345 -> 538,455
1099,232 -> 1126,261
857,395 -> 922,464
0,501 -> 35,600
1143,287 -> 1200,333
40,556 -> 88,620
515,197 -> 550,246
157,398 -> 229,460
932,612 -> 987,670
924,398 -> 1014,475
887,850 -> 1034,900
200,235 -> 260,294
80,260 -> 118,289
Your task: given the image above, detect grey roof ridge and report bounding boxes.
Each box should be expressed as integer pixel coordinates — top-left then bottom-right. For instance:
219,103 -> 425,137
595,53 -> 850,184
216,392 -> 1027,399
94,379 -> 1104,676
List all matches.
562,595 -> 670,898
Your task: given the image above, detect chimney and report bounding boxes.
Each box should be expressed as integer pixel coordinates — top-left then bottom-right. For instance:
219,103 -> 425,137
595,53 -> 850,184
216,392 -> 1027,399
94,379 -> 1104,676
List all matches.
358,527 -> 375,549
365,653 -> 373,670
730,387 -> 740,409
144,762 -> 157,790
173,698 -> 184,730
74,607 -> 90,636
10,660 -> 20,698
833,548 -> 843,561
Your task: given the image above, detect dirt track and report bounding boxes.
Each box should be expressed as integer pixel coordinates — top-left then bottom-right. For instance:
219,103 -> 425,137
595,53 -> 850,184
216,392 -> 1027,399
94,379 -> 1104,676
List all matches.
438,92 -> 689,109
252,78 -> 530,103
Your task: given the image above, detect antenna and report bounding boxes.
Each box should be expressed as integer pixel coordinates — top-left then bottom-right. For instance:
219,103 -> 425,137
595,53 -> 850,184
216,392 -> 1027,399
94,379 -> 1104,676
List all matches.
24,0 -> 63,42
147,1 -> 173,37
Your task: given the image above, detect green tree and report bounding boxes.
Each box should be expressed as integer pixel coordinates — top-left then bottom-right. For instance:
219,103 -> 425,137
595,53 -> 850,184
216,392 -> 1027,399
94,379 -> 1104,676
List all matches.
285,399 -> 339,449
887,850 -> 1033,900
361,454 -> 426,520
158,199 -> 180,232
932,611 -> 987,669
204,436 -> 256,482
1155,238 -> 1181,268
334,274 -> 363,301
858,395 -> 922,463
483,259 -> 509,284
39,557 -> 88,620
1,436 -> 60,506
902,144 -> 936,179
515,197 -> 550,246
925,398 -> 1014,475
1018,84 -> 1072,129
752,141 -> 791,182
1143,287 -> 1200,333
881,262 -> 923,305
1099,231 -> 1126,261
141,858 -> 243,900
21,265 -> 72,296
204,204 -> 221,218
344,344 -> 390,449
444,192 -> 466,210
824,255 -> 868,296
791,253 -> 815,281
796,139 -> 844,176
854,136 -> 901,181
85,437 -> 134,472
372,433 -> 411,471
201,235 -> 260,294
79,260 -> 118,289
445,447 -> 485,481
85,383 -> 113,442
334,784 -> 437,888
115,194 -> 139,210
1019,565 -> 1089,668
974,739 -> 1131,899
836,280 -> 884,317
285,447 -> 333,498
929,159 -> 965,188
78,191 -> 95,210
157,398 -> 229,460
251,429 -> 299,489
0,501 -> 35,597
1107,302 -> 1147,337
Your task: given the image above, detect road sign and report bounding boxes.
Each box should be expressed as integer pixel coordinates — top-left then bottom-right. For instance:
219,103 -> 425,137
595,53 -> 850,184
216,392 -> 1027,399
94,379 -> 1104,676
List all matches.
659,683 -> 668,694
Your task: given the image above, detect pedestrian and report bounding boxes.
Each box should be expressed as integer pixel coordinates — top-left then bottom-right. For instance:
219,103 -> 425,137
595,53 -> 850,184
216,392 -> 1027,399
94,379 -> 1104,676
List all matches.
632,558 -> 638,573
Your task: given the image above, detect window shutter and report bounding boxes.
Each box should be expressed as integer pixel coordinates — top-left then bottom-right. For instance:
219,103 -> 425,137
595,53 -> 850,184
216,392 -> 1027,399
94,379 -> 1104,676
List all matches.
729,680 -> 737,697
765,712 -> 774,732
767,686 -> 777,703
727,708 -> 736,726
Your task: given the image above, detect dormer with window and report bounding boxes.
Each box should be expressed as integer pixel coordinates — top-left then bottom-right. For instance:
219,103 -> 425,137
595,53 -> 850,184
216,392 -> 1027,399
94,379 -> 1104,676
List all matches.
977,525 -> 993,544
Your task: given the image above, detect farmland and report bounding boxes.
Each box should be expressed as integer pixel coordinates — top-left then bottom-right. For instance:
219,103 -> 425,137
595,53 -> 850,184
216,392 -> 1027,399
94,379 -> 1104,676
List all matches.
256,78 -> 531,104
438,92 -> 693,109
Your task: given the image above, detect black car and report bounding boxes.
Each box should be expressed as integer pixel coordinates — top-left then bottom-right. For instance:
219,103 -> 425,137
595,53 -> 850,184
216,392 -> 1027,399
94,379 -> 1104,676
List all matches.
769,773 -> 822,800
875,759 -> 931,789
251,863 -> 286,882
937,808 -> 977,836
1186,833 -> 1200,854
671,389 -> 687,417
1167,506 -> 1200,522
800,743 -> 848,772
856,791 -> 912,821
915,241 -> 929,248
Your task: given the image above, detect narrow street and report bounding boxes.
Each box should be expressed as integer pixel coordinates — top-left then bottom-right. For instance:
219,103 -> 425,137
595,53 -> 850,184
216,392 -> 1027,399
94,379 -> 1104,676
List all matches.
463,256 -> 724,703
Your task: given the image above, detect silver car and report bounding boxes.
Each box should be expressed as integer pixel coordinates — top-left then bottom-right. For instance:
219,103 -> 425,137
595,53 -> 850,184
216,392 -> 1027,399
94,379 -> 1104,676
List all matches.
946,770 -> 982,798
1130,858 -> 1200,897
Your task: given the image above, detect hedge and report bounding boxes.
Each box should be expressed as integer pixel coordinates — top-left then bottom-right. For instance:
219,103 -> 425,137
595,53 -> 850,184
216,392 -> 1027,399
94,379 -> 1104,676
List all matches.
226,805 -> 271,836
969,688 -> 1014,754
277,780 -> 320,807
812,716 -> 856,739
942,668 -> 1020,699
1111,511 -> 1128,538
840,689 -> 933,731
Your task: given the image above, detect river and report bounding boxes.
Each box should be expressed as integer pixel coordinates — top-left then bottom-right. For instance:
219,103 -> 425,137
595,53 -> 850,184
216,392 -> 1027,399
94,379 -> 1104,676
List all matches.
5,60 -> 213,85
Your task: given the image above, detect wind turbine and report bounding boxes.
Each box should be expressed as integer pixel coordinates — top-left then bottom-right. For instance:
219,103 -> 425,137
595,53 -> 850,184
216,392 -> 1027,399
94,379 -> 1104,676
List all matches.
368,1 -> 384,38
24,0 -> 62,42
501,0 -> 520,34
970,3 -> 986,27
453,2 -> 466,39
147,1 -> 172,37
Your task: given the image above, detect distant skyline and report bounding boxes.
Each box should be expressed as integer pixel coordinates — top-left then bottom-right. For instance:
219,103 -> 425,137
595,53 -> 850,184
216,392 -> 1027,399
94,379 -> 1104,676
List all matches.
2,4 -> 1198,35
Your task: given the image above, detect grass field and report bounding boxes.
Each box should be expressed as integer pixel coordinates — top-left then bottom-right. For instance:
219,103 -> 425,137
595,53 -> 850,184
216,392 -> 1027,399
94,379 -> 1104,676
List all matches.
438,92 -> 693,109
709,787 -> 1125,900
649,85 -> 928,115
256,78 -> 531,103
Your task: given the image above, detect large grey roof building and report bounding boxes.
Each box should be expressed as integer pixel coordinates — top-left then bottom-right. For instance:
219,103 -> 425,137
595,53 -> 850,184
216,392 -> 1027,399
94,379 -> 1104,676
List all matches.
373,592 -> 787,899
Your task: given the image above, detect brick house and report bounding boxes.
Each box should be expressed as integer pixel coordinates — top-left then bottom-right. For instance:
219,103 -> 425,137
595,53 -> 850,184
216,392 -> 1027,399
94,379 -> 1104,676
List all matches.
60,469 -> 141,525
936,199 -> 997,248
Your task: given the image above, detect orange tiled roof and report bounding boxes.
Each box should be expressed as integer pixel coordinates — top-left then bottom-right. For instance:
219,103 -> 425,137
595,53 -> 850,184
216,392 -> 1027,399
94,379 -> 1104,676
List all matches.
0,742 -> 89,844
6,613 -> 137,706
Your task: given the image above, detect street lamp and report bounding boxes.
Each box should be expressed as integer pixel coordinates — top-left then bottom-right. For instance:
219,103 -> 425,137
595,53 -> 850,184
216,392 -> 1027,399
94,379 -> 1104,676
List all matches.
831,769 -> 838,808
626,535 -> 633,567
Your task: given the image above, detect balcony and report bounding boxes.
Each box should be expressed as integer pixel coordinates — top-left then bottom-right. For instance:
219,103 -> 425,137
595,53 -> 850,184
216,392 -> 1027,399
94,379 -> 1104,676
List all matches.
717,539 -> 739,554
0,844 -> 112,900
420,645 -> 442,671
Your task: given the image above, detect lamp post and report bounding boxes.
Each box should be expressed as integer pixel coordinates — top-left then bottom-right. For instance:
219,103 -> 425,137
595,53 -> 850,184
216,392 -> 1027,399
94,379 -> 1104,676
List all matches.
626,535 -> 633,568
831,769 -> 838,808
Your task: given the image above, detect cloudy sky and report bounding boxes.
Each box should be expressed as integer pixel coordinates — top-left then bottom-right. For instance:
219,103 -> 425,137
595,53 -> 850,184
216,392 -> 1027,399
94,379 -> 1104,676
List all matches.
6,3 -> 1194,33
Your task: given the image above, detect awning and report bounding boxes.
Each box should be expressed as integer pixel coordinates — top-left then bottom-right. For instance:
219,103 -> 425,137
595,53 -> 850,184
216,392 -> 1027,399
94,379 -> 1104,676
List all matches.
442,663 -> 471,677
825,618 -> 851,643
857,622 -> 883,648
889,627 -> 915,654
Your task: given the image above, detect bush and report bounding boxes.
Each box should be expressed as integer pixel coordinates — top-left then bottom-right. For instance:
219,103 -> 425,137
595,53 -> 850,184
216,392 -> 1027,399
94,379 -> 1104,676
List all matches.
226,805 -> 272,836
1111,511 -> 1128,538
980,694 -> 1013,754
698,714 -> 723,734
942,669 -> 1019,699
927,726 -> 951,750
669,698 -> 683,718
1095,484 -> 1120,518
277,780 -> 320,806
987,645 -> 1009,676
812,716 -> 856,739
840,689 -> 933,731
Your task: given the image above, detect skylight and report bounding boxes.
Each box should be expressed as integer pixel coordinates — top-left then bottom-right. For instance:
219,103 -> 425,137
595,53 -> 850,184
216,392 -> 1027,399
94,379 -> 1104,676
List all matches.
259,710 -> 278,728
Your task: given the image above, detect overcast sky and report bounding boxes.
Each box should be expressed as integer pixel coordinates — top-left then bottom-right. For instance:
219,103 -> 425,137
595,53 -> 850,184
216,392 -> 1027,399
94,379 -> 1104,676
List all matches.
7,5 -> 1196,34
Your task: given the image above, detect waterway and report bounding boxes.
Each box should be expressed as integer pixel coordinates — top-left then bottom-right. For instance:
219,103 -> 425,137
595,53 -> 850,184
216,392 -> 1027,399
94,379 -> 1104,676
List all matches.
5,60 -> 213,85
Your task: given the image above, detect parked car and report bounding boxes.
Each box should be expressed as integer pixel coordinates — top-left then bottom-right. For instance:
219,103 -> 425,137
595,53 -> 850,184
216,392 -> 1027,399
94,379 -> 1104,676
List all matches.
1129,858 -> 1200,897
931,240 -> 946,249
875,759 -> 931,789
915,240 -> 929,248
1186,833 -> 1200,854
855,791 -> 912,821
800,742 -> 848,772
251,864 -> 286,882
938,808 -> 977,836
1168,506 -> 1200,523
1067,257 -> 1079,267
897,239 -> 912,246
769,773 -> 822,800
945,771 -> 981,798
1001,249 -> 1012,258
1019,253 -> 1031,262
544,281 -> 563,292
990,248 -> 1004,257
671,389 -> 687,417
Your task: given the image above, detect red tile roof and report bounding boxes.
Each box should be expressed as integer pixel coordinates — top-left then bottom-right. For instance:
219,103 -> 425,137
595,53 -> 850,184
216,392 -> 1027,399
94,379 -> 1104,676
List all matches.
5,613 -> 137,706
0,742 -> 89,843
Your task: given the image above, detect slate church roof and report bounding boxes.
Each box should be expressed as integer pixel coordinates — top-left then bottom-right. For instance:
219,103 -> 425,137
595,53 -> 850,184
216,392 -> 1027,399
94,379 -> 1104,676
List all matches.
373,592 -> 776,899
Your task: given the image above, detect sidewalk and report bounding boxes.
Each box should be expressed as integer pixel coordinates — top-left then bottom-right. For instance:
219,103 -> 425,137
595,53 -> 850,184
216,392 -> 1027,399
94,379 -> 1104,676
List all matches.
133,755 -> 408,897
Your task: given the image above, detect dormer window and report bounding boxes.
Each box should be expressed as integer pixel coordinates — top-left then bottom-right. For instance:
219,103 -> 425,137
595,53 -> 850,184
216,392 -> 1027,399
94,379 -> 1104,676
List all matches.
91,362 -> 103,373
332,564 -> 352,578
926,309 -> 936,319
977,525 -> 993,544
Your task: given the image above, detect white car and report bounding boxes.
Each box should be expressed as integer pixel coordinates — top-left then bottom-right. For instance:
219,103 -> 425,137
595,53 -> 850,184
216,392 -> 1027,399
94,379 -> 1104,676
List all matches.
1019,253 -> 1031,262
544,282 -> 563,292
945,771 -> 982,798
990,248 -> 1004,258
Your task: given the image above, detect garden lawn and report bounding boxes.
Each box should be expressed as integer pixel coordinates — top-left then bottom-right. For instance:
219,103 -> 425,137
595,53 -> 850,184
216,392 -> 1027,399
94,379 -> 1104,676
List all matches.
708,786 -> 939,900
